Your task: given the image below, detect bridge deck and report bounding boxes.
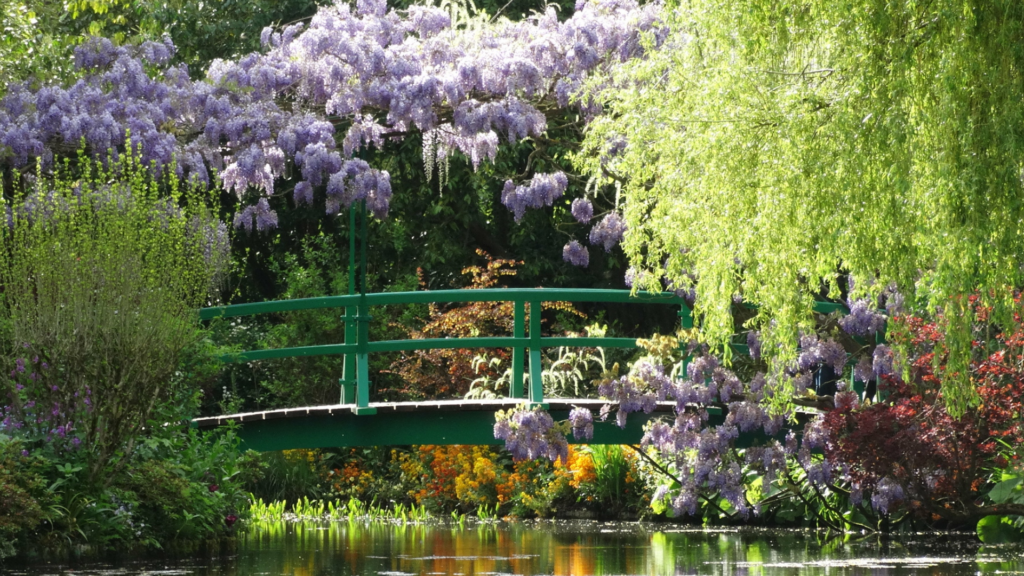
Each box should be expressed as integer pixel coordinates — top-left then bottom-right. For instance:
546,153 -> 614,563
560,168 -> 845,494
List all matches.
191,398 -> 673,428
191,399 -> 762,451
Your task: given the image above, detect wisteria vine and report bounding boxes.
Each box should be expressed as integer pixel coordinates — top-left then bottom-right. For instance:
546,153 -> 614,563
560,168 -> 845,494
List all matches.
0,0 -> 664,255
493,293 -> 925,525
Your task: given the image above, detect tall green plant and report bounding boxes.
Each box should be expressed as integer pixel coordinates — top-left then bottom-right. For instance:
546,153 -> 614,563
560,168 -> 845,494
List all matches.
0,149 -> 226,483
577,0 -> 1024,415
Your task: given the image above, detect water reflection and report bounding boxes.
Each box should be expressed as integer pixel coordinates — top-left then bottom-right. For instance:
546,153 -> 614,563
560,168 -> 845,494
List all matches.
232,521 -> 1020,576
8,521 -> 1024,575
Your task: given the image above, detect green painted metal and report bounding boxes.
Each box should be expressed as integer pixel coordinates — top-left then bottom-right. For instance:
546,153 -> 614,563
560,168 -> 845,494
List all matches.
199,288 -> 690,320
528,300 -> 546,408
220,337 -> 643,363
200,283 -> 879,417
511,300 -> 525,399
202,287 -> 693,414
340,205 -> 357,403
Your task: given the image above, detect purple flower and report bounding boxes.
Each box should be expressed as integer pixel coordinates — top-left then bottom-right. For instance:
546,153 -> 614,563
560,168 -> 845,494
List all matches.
624,267 -> 636,288
562,240 -> 589,267
588,212 -> 626,252
746,331 -> 761,361
801,417 -> 829,451
568,407 -> 593,440
873,345 -> 894,377
853,356 -> 873,382
570,198 -> 593,223
871,477 -> 905,514
501,172 -> 568,221
686,355 -> 719,384
839,298 -> 886,337
818,339 -> 847,373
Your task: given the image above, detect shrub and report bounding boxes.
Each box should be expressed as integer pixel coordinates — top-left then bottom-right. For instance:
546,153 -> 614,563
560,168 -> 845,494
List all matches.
0,440 -> 48,558
0,149 -> 225,484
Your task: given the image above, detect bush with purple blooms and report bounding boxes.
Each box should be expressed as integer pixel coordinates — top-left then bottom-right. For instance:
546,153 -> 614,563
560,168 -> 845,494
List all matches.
0,381 -> 257,559
492,298 -> 1024,533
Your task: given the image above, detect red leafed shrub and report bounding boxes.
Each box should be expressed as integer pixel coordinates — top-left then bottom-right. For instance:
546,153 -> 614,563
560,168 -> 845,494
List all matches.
380,251 -> 583,400
823,299 -> 1024,525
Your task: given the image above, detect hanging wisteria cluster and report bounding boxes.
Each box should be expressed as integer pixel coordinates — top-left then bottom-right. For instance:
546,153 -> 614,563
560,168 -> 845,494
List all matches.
495,287 -> 914,523
1,0 -> 663,240
493,404 -> 571,462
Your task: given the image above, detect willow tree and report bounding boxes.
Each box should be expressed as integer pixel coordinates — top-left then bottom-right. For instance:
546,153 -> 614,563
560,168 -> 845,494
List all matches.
576,0 -> 1024,415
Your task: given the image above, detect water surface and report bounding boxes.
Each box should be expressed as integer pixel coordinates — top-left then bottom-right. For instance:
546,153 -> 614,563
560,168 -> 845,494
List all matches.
6,520 -> 1023,575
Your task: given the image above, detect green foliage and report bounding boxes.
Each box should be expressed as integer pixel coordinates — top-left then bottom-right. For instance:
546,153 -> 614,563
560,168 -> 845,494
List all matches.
0,0 -> 79,88
0,412 -> 252,559
578,0 -> 1024,415
977,515 -> 1024,544
0,440 -> 49,558
980,443 -> 1024,543
243,449 -> 332,504
0,150 -> 223,482
586,445 -> 630,507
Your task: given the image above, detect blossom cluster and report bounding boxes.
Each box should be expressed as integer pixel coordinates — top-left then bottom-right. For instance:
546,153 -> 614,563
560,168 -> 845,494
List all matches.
493,404 -> 569,462
501,172 -> 569,222
839,298 -> 886,337
1,0 -> 664,233
796,334 -> 847,373
2,349 -> 89,452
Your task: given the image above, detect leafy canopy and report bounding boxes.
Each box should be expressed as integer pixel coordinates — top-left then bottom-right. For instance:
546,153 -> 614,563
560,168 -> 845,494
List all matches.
577,0 -> 1024,415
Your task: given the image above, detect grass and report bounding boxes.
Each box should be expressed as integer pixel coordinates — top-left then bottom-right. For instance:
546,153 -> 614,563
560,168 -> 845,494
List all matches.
248,495 -> 434,524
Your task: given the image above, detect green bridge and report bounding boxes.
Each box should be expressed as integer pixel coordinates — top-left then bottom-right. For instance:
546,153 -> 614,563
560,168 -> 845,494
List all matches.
192,287 -> 846,451
191,200 -> 844,451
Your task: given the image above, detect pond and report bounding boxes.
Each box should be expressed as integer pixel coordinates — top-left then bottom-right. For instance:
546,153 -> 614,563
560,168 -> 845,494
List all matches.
6,520 -> 1024,575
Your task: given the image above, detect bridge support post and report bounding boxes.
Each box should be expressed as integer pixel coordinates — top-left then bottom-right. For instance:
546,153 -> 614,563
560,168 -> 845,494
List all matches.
340,305 -> 357,404
679,303 -> 693,378
352,200 -> 376,416
510,300 -> 525,398
528,300 -> 547,408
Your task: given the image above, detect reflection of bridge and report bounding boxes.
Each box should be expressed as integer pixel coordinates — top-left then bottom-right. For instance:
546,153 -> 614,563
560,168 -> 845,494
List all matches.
194,288 -> 843,451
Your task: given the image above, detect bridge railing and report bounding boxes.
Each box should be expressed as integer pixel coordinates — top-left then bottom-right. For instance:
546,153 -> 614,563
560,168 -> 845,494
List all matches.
200,288 -> 702,414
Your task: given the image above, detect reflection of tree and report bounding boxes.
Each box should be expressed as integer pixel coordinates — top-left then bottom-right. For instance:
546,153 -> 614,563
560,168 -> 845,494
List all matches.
235,521 -> 1024,575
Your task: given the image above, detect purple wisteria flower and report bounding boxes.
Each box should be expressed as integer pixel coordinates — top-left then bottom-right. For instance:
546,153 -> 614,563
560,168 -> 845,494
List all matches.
873,344 -> 894,377
589,212 -> 627,252
562,240 -> 589,267
494,406 -> 569,462
840,298 -> 886,337
746,331 -> 761,361
570,198 -> 593,223
1,0 -> 665,230
853,356 -> 874,383
501,172 -> 569,222
568,407 -> 593,440
871,477 -> 905,514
